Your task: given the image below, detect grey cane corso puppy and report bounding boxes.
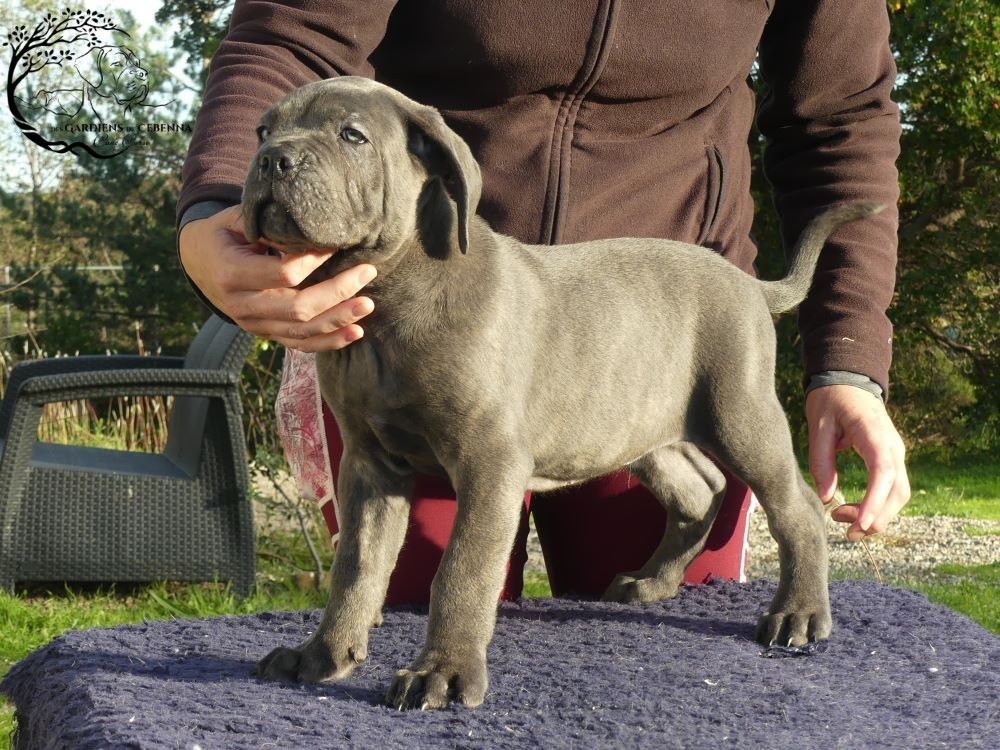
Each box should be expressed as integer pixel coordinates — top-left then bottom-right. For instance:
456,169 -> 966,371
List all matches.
244,76 -> 881,710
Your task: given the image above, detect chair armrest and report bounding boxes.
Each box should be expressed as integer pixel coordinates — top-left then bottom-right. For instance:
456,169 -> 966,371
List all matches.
18,368 -> 240,404
1,369 -> 244,499
3,355 -> 185,401
2,357 -> 185,442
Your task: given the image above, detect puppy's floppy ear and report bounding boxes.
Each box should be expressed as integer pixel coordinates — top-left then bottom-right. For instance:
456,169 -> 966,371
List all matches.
406,106 -> 482,254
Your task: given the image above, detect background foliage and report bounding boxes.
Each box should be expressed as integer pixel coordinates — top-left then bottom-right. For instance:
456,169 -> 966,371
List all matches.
1,0 -> 996,456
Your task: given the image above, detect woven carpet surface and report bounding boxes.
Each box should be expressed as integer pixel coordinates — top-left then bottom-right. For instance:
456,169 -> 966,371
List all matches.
3,580 -> 997,749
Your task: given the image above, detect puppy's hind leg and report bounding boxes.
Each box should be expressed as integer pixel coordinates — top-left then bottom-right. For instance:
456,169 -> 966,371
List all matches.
707,394 -> 831,647
602,443 -> 727,604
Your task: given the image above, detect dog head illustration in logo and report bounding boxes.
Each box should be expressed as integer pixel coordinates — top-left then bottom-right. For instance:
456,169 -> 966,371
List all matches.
20,45 -> 149,124
78,45 -> 149,112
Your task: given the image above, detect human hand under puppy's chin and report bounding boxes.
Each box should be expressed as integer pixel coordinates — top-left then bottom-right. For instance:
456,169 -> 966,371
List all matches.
178,204 -> 377,352
805,384 -> 911,541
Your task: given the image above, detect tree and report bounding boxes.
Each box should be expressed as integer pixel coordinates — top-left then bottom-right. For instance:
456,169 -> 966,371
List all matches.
155,0 -> 231,89
887,0 -> 998,449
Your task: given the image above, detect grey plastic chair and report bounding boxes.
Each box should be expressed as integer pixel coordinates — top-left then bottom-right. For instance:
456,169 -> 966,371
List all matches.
0,316 -> 256,595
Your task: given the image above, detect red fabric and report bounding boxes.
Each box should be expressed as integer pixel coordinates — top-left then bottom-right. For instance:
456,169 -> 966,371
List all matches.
321,402 -> 750,605
531,468 -> 752,597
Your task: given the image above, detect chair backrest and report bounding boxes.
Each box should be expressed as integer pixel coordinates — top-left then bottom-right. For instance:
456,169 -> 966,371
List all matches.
164,316 -> 253,476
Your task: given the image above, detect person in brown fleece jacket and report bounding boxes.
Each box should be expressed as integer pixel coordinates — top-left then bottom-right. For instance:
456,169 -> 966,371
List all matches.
177,1 -> 910,599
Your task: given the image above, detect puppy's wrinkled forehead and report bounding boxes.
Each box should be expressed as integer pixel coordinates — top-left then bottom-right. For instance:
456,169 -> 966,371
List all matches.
260,78 -> 402,136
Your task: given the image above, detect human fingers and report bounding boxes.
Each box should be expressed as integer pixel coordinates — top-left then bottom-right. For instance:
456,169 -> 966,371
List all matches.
221,245 -> 341,293
830,503 -> 860,525
270,323 -> 366,352
218,204 -> 357,290
862,436 -> 910,537
179,205 -> 335,315
834,473 -> 910,543
234,264 -> 377,324
843,419 -> 907,541
250,295 -> 374,343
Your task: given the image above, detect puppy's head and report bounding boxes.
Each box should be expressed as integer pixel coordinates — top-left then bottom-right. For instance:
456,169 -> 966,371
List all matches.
242,77 -> 481,259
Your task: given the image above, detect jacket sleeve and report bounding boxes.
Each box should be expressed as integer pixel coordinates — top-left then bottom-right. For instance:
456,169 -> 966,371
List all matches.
177,0 -> 398,222
757,0 -> 902,396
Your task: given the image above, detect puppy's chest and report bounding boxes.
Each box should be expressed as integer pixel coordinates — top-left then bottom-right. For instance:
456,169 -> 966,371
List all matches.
316,340 -> 448,476
366,412 -> 444,477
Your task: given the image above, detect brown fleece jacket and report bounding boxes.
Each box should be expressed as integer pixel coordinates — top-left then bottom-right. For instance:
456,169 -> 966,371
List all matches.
178,0 -> 902,393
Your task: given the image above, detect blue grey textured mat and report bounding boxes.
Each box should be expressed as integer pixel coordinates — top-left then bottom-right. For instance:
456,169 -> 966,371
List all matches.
3,580 -> 997,749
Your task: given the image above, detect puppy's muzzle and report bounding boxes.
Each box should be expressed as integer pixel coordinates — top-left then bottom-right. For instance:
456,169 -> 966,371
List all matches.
257,145 -> 300,182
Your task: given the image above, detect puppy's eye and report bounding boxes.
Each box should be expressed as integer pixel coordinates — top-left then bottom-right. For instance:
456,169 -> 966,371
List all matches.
340,127 -> 368,145
256,125 -> 270,143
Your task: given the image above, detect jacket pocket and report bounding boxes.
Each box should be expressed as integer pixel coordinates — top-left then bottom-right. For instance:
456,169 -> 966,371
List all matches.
696,144 -> 725,247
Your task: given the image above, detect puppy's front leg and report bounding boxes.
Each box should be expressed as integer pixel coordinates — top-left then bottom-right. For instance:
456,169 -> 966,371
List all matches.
256,453 -> 411,683
385,460 -> 529,710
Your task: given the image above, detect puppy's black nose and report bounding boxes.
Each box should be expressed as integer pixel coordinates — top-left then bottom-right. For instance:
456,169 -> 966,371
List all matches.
258,146 -> 298,179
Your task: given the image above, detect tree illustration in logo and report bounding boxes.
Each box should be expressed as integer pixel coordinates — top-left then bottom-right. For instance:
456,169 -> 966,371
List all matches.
4,8 -> 152,158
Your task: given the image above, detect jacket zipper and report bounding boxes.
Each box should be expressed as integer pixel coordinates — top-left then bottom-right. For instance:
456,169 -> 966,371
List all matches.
540,0 -> 620,245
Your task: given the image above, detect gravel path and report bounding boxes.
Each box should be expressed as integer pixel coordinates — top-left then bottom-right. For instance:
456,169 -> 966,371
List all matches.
745,506 -> 999,582
523,507 -> 1000,582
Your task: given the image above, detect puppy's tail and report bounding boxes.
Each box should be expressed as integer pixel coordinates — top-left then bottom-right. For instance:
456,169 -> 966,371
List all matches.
760,202 -> 885,315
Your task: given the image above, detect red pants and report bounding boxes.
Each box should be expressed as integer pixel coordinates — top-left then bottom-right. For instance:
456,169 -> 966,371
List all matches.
320,403 -> 753,605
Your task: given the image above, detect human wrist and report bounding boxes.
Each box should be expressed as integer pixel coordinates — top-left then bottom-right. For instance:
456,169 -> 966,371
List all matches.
180,200 -> 238,233
805,371 -> 884,402
177,201 -> 240,324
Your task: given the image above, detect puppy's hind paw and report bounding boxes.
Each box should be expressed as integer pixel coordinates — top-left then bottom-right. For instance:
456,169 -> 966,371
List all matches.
254,636 -> 366,683
601,572 -> 679,604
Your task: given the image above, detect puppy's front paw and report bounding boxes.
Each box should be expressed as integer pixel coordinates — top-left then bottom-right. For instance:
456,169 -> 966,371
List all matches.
255,634 -> 367,683
756,601 -> 832,647
384,649 -> 487,710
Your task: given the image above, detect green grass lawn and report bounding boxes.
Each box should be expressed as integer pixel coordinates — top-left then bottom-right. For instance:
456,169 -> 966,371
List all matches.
913,562 -> 999,635
0,453 -> 996,745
